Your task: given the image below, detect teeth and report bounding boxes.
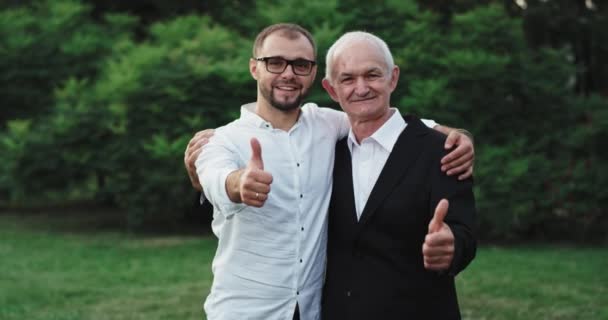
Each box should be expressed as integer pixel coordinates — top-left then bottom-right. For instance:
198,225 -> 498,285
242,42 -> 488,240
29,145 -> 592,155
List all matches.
277,86 -> 296,91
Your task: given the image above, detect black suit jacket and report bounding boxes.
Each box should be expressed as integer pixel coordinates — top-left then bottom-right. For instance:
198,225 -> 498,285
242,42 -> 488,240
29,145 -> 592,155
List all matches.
322,115 -> 476,320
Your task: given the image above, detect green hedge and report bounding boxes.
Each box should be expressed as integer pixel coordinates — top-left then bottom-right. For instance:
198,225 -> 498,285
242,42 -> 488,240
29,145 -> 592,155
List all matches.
0,0 -> 606,241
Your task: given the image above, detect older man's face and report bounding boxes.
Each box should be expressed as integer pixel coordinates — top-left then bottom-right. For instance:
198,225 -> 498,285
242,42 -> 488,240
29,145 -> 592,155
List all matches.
251,33 -> 316,112
324,41 -> 399,121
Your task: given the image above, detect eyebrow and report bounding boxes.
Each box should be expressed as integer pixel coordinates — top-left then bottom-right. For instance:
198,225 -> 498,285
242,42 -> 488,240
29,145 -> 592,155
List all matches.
365,67 -> 384,74
338,67 -> 384,78
266,55 -> 314,61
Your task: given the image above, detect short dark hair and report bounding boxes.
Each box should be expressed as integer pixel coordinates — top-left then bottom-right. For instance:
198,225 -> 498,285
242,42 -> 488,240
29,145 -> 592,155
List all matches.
252,23 -> 317,58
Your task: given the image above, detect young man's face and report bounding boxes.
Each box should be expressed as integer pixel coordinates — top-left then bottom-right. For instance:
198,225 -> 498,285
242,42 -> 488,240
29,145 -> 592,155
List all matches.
251,33 -> 317,112
323,41 -> 399,121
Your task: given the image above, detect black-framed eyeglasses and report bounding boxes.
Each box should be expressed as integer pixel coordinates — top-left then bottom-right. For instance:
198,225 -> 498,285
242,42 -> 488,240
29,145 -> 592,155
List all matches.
254,56 -> 316,76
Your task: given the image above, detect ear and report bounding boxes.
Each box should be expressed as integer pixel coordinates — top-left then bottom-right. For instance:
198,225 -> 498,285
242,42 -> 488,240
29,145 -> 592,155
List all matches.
389,65 -> 400,92
322,78 -> 339,102
250,58 -> 258,80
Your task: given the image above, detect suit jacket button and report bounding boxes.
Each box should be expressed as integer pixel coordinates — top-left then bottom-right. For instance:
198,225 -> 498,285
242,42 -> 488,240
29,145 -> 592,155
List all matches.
346,291 -> 351,297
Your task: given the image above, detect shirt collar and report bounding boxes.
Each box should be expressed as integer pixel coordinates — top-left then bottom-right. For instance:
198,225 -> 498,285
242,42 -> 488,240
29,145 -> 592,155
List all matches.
347,108 -> 407,153
240,102 -> 274,129
240,102 -> 304,131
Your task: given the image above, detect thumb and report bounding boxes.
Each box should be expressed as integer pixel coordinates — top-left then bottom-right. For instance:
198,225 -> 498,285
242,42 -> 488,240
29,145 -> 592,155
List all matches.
428,199 -> 449,233
250,137 -> 264,170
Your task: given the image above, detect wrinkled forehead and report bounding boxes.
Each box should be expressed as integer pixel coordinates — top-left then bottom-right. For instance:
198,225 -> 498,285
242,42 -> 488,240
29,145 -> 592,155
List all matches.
258,32 -> 315,61
333,41 -> 388,75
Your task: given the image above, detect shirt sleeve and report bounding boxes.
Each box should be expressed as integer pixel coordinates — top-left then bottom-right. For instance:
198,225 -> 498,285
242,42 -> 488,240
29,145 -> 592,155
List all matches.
421,118 -> 438,129
196,130 -> 246,218
318,107 -> 351,139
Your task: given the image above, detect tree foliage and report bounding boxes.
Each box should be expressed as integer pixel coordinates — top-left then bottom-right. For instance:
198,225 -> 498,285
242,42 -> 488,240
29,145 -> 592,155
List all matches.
0,0 -> 136,125
0,0 -> 606,241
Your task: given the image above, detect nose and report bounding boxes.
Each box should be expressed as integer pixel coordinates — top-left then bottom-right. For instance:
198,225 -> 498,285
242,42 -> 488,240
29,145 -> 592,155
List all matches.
279,63 -> 296,78
354,77 -> 370,96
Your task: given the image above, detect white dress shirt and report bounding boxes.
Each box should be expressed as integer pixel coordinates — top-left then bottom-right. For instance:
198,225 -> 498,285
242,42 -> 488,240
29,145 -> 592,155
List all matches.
348,109 -> 436,219
196,102 -> 349,320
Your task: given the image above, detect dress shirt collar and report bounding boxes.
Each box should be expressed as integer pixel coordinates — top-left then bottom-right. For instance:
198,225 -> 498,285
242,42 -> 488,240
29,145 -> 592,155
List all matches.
240,102 -> 303,131
347,107 -> 407,153
240,103 -> 272,129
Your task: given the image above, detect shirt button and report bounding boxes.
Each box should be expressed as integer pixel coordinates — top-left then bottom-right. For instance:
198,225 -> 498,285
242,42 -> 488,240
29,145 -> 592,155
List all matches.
301,227 -> 304,231
300,194 -> 303,198
297,163 -> 300,167
297,291 -> 300,295
300,259 -> 303,263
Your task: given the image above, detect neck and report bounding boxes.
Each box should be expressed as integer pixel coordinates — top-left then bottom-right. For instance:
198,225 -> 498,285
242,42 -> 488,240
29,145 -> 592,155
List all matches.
255,99 -> 301,131
350,108 -> 394,143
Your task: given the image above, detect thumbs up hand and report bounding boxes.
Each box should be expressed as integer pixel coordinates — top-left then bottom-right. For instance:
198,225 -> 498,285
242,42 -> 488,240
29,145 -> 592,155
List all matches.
422,199 -> 455,271
237,138 -> 273,207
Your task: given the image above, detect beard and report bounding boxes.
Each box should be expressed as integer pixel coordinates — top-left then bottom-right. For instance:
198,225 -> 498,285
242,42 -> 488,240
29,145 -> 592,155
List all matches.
260,79 -> 311,112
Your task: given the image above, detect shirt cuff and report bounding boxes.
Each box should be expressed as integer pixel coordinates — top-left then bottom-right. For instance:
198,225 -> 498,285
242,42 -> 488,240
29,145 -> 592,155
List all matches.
421,118 -> 438,129
202,167 -> 247,218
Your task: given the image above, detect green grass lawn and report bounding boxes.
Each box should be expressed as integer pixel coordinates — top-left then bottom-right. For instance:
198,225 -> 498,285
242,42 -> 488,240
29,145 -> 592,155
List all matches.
0,212 -> 606,320
458,245 -> 607,320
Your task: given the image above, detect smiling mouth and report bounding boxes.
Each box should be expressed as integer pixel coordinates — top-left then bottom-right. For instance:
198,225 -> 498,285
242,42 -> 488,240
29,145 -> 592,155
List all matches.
351,96 -> 376,102
275,86 -> 299,91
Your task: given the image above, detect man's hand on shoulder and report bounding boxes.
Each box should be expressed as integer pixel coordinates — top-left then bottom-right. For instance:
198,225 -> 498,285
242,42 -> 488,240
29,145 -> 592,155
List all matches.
435,125 -> 474,180
184,129 -> 215,191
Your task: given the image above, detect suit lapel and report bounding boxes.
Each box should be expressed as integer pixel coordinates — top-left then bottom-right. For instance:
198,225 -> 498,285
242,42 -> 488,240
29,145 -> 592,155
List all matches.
334,138 -> 359,224
357,115 -> 429,227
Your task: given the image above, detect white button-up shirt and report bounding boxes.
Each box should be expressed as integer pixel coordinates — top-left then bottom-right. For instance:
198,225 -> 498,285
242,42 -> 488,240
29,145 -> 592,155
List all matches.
196,102 -> 349,320
348,109 -> 436,219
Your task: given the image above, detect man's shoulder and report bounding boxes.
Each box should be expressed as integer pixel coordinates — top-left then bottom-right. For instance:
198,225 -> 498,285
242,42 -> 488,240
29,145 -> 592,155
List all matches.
404,114 -> 445,142
301,102 -> 343,117
423,124 -> 447,146
206,117 -> 257,150
213,119 -> 240,137
301,102 -> 321,112
301,103 -> 348,137
400,114 -> 447,157
214,103 -> 256,133
214,114 -> 257,134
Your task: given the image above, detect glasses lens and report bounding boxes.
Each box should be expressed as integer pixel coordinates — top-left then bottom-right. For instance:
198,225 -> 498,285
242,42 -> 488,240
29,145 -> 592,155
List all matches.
292,59 -> 312,75
265,57 -> 287,73
260,57 -> 314,75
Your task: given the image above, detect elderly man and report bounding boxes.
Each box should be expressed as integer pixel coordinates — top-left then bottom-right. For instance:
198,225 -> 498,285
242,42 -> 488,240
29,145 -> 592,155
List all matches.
320,31 -> 476,320
190,23 -> 474,320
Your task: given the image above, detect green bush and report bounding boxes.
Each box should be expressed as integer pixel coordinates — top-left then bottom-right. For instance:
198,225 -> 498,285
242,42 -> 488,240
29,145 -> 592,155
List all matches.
0,0 -> 136,125
394,4 -> 607,241
4,15 -> 253,225
1,0 -> 606,239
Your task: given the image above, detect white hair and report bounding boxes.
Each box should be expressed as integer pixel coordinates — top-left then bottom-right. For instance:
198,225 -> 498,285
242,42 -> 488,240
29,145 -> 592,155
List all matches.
324,31 -> 395,83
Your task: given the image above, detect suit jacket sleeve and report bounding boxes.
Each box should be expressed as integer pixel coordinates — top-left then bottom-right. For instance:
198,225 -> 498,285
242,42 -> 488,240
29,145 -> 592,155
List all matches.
430,143 -> 477,276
